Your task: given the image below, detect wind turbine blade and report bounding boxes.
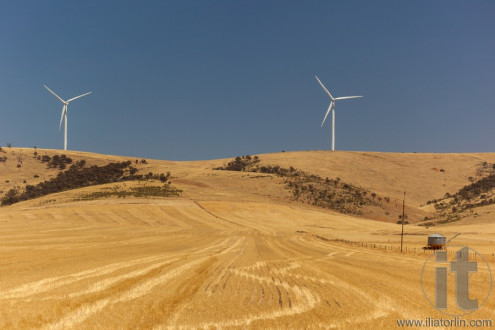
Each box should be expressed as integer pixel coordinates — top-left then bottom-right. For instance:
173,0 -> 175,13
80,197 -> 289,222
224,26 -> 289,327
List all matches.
67,92 -> 92,103
334,96 -> 363,100
321,102 -> 333,127
315,75 -> 334,101
44,84 -> 66,103
59,105 -> 66,131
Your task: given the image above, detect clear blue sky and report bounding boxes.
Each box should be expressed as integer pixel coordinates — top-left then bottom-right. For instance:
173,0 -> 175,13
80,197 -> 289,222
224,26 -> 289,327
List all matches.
1,1 -> 494,160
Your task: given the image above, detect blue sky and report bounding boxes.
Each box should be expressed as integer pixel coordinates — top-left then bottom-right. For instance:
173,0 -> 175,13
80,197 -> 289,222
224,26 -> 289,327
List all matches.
1,1 -> 494,160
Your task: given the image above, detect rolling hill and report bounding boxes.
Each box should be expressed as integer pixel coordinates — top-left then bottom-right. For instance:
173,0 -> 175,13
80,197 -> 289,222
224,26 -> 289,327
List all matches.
0,148 -> 494,328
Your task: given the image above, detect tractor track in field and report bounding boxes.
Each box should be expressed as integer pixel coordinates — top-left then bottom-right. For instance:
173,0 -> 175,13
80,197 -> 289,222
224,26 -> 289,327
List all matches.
1,199 -> 494,328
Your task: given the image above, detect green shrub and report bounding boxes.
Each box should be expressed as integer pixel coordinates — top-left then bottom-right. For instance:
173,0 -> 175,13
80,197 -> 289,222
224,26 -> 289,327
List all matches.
214,155 -> 260,171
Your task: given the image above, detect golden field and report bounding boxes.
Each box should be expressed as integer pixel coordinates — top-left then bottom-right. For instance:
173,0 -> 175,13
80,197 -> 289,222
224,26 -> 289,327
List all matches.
0,148 -> 494,328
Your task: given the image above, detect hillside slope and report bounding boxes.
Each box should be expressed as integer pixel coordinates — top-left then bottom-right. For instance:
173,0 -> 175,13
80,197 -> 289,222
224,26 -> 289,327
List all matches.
1,148 -> 495,328
2,148 -> 495,224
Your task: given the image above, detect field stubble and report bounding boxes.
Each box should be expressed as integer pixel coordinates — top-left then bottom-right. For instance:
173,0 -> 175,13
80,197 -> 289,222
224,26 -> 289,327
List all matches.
1,199 -> 494,329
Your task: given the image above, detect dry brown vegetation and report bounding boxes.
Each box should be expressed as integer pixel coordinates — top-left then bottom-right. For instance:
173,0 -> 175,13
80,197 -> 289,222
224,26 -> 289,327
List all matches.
214,155 -> 382,216
0,148 -> 495,328
424,162 -> 495,225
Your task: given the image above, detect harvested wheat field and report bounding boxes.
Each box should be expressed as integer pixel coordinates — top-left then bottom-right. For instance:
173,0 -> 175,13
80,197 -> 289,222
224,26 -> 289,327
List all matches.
1,149 -> 494,328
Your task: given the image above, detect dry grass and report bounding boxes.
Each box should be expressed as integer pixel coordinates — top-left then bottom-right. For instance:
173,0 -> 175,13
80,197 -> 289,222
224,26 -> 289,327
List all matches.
0,149 -> 495,328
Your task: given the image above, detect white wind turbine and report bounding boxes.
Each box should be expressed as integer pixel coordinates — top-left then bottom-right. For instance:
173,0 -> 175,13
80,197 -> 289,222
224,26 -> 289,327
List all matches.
44,85 -> 91,151
315,76 -> 363,151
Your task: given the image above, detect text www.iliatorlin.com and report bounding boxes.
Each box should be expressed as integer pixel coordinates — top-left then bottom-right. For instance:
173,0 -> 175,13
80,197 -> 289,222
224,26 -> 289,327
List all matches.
397,317 -> 493,327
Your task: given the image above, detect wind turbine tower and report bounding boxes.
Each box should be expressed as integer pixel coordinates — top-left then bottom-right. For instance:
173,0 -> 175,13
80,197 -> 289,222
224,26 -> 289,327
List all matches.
44,85 -> 92,151
315,76 -> 363,151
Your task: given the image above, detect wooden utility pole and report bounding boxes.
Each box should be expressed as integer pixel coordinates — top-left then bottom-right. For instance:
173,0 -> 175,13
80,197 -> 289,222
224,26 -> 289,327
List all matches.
401,191 -> 406,253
